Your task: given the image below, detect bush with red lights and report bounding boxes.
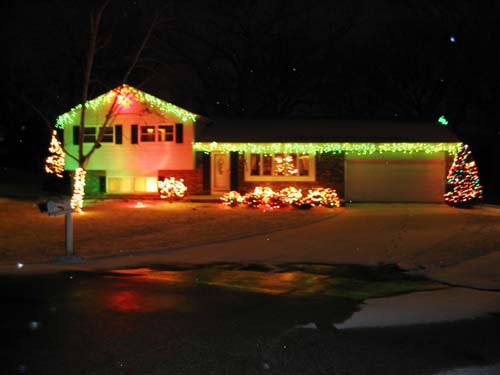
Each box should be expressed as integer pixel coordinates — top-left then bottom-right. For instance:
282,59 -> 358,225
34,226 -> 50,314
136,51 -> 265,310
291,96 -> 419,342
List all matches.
221,186 -> 341,209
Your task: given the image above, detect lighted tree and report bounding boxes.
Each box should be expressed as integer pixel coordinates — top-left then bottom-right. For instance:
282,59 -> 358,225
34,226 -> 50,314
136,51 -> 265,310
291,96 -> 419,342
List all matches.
45,130 -> 65,178
274,155 -> 298,176
444,144 -> 483,207
42,1 -> 160,213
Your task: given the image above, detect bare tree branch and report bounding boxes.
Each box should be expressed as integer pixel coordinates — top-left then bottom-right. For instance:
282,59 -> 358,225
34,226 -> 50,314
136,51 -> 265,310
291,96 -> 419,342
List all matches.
122,9 -> 159,84
16,93 -> 78,162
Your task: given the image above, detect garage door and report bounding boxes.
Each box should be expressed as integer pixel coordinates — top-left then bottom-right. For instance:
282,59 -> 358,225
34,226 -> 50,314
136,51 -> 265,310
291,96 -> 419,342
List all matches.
345,153 -> 445,202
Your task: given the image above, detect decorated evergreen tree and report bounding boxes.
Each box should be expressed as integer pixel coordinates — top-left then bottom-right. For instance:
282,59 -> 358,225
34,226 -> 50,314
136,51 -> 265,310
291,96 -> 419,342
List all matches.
44,130 -> 65,178
274,155 -> 298,176
444,144 -> 483,207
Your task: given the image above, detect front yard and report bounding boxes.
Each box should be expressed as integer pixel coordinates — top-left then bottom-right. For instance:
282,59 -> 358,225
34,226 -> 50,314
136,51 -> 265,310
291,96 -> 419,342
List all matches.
1,198 -> 337,264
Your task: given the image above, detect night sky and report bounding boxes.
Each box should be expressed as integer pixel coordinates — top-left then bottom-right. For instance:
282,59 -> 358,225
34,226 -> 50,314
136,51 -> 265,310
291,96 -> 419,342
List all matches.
2,0 -> 499,200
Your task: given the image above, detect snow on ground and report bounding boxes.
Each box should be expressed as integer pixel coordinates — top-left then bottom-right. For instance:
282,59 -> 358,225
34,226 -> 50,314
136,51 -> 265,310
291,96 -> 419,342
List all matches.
2,198 -> 500,291
335,287 -> 500,329
432,363 -> 500,375
0,198 -> 336,264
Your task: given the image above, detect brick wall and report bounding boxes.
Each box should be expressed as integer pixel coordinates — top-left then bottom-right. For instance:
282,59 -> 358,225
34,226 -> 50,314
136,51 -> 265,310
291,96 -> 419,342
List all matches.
316,153 -> 345,198
235,153 -> 345,198
159,153 -> 209,195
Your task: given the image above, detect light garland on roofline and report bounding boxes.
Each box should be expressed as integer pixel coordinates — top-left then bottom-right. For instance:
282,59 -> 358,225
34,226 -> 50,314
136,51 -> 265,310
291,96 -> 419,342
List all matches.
55,84 -> 197,129
193,142 -> 461,155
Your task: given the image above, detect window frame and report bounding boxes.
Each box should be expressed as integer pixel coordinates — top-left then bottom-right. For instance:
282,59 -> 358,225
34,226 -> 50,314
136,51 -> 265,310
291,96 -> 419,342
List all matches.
138,125 -> 175,143
157,125 -> 174,142
83,127 -> 96,143
140,125 -> 156,142
99,126 -> 114,143
244,152 -> 315,181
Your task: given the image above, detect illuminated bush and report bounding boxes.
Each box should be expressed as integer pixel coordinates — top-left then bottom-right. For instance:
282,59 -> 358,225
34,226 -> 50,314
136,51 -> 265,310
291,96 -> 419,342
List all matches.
220,191 -> 243,206
307,188 -> 341,208
158,177 -> 187,199
279,187 -> 303,205
225,186 -> 341,210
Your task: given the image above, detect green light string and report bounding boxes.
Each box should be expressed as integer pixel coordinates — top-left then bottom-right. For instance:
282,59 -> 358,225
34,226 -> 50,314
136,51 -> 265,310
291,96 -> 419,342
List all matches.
193,142 -> 461,155
55,84 -> 197,129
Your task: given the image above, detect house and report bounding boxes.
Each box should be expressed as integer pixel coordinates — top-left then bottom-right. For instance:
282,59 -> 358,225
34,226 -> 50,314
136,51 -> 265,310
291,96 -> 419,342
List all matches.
59,85 -> 460,202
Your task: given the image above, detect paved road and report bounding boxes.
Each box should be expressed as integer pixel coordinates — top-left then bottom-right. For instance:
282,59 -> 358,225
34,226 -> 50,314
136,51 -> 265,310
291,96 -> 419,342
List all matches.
2,267 -> 500,375
3,204 -> 500,374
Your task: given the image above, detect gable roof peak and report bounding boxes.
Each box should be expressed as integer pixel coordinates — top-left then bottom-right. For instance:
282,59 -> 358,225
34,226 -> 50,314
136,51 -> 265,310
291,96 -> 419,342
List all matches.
55,84 -> 198,129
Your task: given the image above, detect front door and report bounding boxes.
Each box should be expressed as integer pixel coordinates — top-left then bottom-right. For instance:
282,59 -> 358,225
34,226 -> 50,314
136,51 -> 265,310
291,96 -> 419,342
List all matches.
211,152 -> 230,193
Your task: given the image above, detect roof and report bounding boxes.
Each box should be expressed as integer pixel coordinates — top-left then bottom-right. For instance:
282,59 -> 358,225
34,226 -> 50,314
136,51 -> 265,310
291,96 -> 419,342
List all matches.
55,84 -> 198,129
195,117 -> 460,143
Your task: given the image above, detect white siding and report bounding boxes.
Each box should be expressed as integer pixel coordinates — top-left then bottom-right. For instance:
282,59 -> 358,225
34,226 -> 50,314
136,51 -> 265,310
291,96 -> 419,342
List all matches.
63,99 -> 195,175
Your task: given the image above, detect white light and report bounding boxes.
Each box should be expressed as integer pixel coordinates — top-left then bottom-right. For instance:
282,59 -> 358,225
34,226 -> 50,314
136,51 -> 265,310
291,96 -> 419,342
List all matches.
16,262 -> 24,269
71,168 -> 86,213
450,35 -> 456,43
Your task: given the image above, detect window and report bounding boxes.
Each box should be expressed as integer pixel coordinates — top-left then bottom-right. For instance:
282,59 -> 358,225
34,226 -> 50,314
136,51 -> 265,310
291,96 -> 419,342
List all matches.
99,127 -> 113,142
246,153 -> 314,181
81,126 -> 114,143
141,126 -> 155,142
83,127 -> 96,143
158,125 -> 174,141
139,125 -> 175,142
134,177 -> 158,192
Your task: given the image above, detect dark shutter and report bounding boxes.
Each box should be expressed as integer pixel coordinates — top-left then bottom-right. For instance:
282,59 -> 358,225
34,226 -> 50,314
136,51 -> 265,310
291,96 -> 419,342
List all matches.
73,126 -> 80,145
115,125 -> 122,144
175,123 -> 184,143
230,151 -> 239,191
131,124 -> 138,144
202,152 -> 211,192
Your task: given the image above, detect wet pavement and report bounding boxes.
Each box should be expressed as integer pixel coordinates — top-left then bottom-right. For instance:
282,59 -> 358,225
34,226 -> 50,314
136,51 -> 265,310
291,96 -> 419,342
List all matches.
2,264 -> 500,375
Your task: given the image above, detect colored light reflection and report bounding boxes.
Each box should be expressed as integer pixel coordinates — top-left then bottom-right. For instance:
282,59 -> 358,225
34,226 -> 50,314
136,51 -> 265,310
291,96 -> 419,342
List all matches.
111,268 -> 191,284
105,269 -> 190,312
109,290 -> 141,311
210,270 -> 324,295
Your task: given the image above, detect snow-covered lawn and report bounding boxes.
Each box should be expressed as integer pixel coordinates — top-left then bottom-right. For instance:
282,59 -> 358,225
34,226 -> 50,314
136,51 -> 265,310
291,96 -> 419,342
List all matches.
1,198 -> 337,264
